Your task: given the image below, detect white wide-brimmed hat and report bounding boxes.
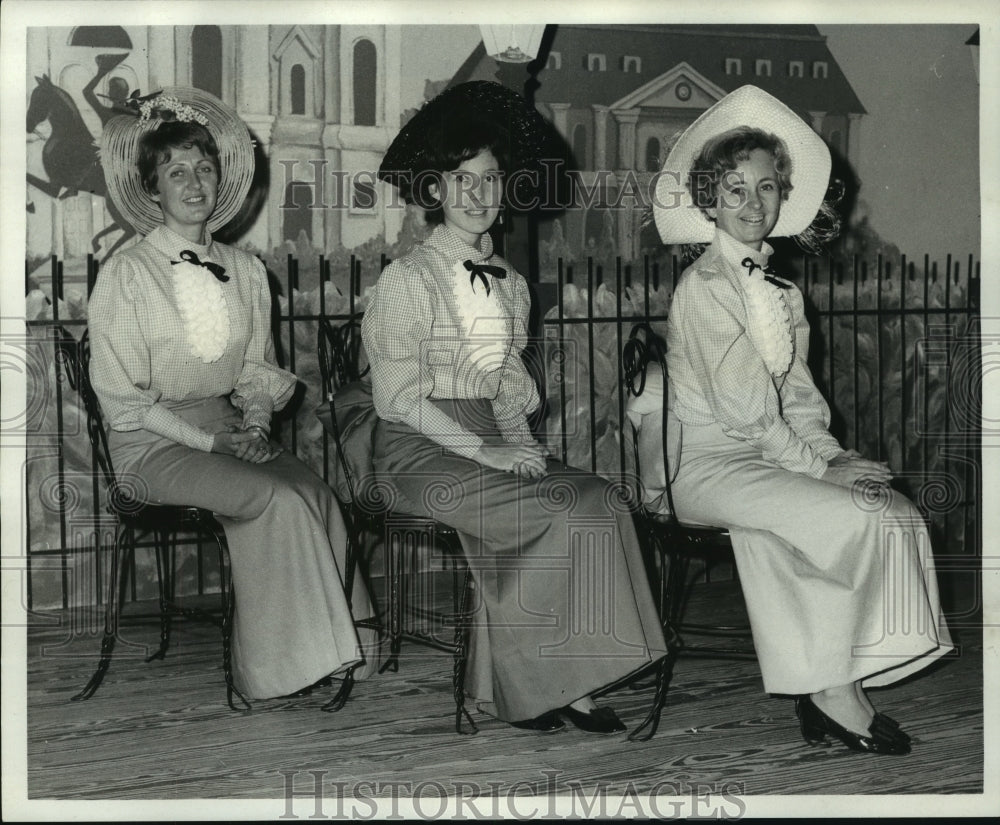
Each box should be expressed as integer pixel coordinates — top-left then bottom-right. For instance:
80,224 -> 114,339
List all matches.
100,86 -> 254,236
652,85 -> 831,244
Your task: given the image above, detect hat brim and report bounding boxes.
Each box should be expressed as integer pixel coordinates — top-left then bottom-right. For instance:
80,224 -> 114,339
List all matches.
653,85 -> 831,244
378,81 -> 556,205
100,86 -> 254,237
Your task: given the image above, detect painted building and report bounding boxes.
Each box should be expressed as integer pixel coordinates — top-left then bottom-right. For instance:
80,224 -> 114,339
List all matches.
456,24 -> 865,266
25,24 -> 864,275
25,24 -> 445,265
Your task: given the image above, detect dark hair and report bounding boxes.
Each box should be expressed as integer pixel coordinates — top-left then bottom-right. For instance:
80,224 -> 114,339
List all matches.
408,114 -> 510,224
687,126 -> 792,213
137,121 -> 220,197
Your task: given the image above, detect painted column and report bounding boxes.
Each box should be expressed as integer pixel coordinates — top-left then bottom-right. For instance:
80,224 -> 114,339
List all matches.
146,26 -> 175,90
233,27 -> 273,251
547,102 -> 571,143
591,104 -> 609,171
613,108 -> 639,170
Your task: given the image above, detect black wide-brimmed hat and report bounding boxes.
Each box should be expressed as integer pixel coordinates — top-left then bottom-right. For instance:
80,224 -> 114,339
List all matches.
378,80 -> 557,207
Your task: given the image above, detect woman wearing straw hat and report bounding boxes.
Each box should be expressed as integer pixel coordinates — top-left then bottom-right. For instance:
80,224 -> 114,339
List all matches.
88,88 -> 376,701
636,85 -> 953,754
362,81 -> 667,734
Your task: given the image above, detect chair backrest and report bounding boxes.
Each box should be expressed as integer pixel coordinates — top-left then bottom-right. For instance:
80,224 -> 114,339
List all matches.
622,322 -> 680,525
317,315 -> 368,399
73,329 -> 144,515
317,315 -> 376,507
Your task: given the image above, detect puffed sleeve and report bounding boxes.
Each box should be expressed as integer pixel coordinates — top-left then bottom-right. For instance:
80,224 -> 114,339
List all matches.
89,254 -> 215,452
778,289 -> 844,461
673,273 -> 829,478
492,274 -> 540,443
230,257 -> 297,433
361,259 -> 483,458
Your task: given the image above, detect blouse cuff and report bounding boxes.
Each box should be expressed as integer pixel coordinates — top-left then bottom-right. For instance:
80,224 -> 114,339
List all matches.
400,400 -> 484,460
236,391 -> 275,431
143,404 -> 215,452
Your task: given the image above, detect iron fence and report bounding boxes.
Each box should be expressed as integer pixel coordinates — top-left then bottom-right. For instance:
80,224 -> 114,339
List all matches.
22,249 -> 981,622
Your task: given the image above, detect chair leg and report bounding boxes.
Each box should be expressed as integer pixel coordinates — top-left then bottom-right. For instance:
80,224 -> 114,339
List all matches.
214,526 -> 250,713
145,530 -> 172,663
453,565 -> 478,735
71,523 -> 132,701
321,664 -> 356,712
379,529 -> 403,674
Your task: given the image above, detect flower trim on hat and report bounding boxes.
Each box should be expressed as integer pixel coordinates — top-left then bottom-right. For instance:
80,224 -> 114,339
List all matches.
171,260 -> 230,363
450,259 -> 511,374
139,94 -> 209,126
742,271 -> 793,378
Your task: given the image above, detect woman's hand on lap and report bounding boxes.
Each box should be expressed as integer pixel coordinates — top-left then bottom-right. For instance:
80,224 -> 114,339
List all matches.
823,452 -> 892,490
475,443 -> 548,478
212,430 -> 283,463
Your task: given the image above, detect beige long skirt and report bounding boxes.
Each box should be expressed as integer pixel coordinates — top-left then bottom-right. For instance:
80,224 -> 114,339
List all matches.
373,398 -> 667,723
109,395 -> 378,699
667,419 -> 954,695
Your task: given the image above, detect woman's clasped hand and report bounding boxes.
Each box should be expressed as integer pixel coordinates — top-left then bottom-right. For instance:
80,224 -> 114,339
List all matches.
212,427 -> 283,463
474,441 -> 550,478
822,449 -> 893,490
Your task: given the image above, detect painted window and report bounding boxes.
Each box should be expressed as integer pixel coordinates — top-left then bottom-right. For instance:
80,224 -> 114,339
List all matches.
813,61 -> 829,79
788,60 -> 804,78
646,137 -> 661,172
191,26 -> 223,99
725,58 -> 742,76
586,53 -> 607,72
755,59 -> 772,77
547,52 -> 562,70
573,123 -> 587,168
622,55 -> 642,73
353,39 -> 377,126
290,64 -> 306,115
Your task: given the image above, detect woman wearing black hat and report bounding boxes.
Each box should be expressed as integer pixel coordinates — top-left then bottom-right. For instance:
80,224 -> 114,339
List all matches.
362,82 -> 666,734
88,88 -> 377,701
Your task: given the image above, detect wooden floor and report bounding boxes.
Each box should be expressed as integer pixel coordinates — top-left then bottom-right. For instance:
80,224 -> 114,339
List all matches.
22,579 -> 983,811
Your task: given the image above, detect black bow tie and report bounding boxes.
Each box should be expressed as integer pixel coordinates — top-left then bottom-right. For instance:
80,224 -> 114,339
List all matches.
173,249 -> 229,282
463,259 -> 506,296
741,257 -> 790,289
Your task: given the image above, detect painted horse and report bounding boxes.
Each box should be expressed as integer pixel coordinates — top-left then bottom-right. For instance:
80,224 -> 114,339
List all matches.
26,74 -> 136,260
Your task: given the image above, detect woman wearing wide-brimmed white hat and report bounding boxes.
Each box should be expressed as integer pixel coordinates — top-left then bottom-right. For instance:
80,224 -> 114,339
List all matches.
629,85 -> 953,755
88,88 -> 377,700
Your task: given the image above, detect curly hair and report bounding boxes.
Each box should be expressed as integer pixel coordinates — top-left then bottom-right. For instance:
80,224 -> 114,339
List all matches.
137,121 -> 220,197
687,126 -> 793,212
680,125 -> 841,260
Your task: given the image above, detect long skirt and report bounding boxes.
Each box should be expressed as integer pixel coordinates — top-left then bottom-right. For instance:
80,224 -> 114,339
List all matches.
667,420 -> 954,695
109,395 -> 378,699
372,398 -> 667,723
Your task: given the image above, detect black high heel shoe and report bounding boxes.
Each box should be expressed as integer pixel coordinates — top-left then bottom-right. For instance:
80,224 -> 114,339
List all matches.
510,711 -> 565,733
795,697 -> 911,755
872,712 -> 911,744
560,705 -> 627,734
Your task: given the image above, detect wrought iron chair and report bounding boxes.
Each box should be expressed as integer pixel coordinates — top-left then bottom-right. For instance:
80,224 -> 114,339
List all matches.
622,323 -> 755,742
317,316 -> 478,733
69,329 -> 250,711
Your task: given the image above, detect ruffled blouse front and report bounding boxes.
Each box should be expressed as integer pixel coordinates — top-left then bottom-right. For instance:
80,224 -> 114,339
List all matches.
361,224 -> 540,456
665,229 -> 843,478
88,225 -> 296,451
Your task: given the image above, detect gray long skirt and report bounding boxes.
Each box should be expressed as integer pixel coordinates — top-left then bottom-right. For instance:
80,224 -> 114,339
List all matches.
373,398 -> 667,722
109,395 -> 378,699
